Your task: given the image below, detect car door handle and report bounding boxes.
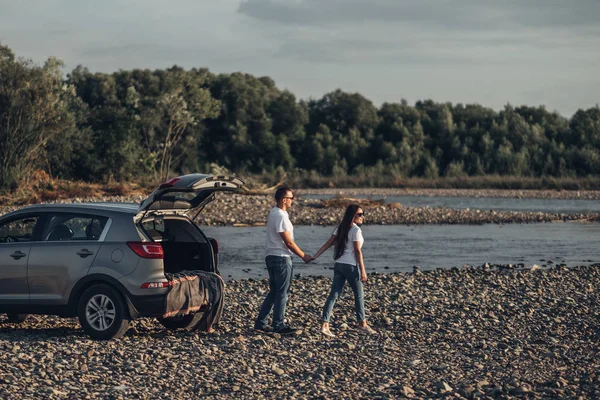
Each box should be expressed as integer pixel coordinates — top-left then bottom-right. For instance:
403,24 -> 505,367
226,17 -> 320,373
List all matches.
76,249 -> 95,258
10,251 -> 27,260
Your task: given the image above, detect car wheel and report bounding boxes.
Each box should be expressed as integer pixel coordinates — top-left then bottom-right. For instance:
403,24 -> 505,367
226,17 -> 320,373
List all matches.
77,284 -> 130,340
157,313 -> 203,331
6,313 -> 28,323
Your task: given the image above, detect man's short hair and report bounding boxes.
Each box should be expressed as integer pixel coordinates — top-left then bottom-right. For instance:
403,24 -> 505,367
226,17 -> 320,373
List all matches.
275,187 -> 291,202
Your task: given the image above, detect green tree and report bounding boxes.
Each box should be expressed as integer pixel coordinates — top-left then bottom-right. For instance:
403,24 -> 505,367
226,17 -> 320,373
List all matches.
0,44 -> 77,188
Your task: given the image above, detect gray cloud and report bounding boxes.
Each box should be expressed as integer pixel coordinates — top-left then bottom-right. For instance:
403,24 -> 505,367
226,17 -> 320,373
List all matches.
237,0 -> 600,67
239,0 -> 600,31
272,35 -> 509,66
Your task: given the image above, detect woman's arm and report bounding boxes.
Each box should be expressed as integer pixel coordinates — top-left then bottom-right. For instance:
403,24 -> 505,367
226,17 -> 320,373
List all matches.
354,241 -> 367,282
313,234 -> 336,259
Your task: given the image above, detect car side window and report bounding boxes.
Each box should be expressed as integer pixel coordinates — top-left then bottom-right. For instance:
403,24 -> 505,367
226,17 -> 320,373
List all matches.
43,214 -> 109,242
0,216 -> 40,243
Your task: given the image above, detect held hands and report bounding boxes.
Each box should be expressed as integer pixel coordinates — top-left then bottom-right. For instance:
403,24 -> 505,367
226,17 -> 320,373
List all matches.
302,254 -> 315,264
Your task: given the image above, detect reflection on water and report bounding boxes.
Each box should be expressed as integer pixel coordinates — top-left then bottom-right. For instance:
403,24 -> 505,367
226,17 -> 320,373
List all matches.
303,194 -> 600,214
202,222 -> 600,281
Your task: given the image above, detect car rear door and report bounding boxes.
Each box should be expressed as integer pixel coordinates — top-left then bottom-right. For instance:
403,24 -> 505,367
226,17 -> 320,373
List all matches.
0,214 -> 42,304
136,174 -> 244,275
135,173 -> 245,223
27,213 -> 109,305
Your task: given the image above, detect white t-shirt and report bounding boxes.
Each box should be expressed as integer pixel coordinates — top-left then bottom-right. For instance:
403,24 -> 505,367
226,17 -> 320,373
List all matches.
265,207 -> 294,257
333,223 -> 364,265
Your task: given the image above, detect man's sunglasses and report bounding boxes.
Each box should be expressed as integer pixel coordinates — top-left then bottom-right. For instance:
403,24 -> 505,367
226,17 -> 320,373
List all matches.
283,196 -> 295,200
355,213 -> 364,217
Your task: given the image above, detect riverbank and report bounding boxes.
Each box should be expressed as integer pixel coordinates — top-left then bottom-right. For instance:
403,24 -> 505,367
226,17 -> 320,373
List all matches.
0,265 -> 598,398
297,187 -> 600,200
199,194 -> 600,226
1,193 -> 599,226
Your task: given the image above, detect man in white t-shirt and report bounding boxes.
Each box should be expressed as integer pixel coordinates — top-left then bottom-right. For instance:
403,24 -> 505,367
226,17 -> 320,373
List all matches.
254,187 -> 312,335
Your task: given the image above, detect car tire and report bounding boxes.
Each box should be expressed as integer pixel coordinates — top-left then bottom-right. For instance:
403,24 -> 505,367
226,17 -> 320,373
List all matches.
157,313 -> 203,331
77,284 -> 130,340
6,313 -> 28,323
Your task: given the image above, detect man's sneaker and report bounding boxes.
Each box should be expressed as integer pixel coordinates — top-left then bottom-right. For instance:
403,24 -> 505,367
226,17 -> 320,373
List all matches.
253,325 -> 272,333
358,325 -> 378,335
274,326 -> 302,336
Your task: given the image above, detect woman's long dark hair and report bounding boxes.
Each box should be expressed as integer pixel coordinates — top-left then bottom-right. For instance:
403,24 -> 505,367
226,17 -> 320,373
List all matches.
334,204 -> 361,260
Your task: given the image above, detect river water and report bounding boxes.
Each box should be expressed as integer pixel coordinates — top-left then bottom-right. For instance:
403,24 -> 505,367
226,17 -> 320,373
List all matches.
203,222 -> 600,281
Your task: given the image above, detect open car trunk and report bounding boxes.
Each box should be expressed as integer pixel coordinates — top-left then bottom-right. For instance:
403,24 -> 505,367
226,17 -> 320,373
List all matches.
136,173 -> 245,276
140,215 -> 224,331
135,173 -> 244,331
141,216 -> 217,275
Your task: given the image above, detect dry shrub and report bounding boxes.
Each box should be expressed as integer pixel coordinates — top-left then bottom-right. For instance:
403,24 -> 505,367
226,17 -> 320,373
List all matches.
29,170 -> 53,188
105,183 -> 129,196
38,190 -> 60,202
64,184 -> 93,198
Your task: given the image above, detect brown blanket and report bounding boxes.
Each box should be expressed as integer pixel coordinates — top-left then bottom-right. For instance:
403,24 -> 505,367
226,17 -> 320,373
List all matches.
163,271 -> 225,332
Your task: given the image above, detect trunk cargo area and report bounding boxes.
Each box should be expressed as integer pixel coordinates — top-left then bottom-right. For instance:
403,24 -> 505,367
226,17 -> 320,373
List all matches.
142,216 -> 224,331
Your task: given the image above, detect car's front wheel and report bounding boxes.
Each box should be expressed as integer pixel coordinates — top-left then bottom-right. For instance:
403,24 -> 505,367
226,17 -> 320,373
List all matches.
77,284 -> 130,340
157,313 -> 203,330
6,313 -> 28,323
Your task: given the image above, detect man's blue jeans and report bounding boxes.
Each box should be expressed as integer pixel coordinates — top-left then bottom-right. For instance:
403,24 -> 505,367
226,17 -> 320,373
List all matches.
322,262 -> 365,323
255,255 -> 293,330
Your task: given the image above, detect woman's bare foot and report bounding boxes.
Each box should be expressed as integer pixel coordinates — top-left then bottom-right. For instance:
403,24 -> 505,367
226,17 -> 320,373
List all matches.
358,322 -> 377,335
321,323 -> 335,338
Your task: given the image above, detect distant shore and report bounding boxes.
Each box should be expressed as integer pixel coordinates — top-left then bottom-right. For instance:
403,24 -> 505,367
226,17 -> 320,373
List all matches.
297,187 -> 600,200
1,191 -> 599,226
199,194 -> 600,226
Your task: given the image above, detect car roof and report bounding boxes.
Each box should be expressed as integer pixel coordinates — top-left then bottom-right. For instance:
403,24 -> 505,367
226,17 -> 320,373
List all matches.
13,202 -> 139,215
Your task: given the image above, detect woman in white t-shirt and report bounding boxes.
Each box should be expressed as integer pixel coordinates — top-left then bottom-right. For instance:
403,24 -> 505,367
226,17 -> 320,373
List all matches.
313,205 -> 377,337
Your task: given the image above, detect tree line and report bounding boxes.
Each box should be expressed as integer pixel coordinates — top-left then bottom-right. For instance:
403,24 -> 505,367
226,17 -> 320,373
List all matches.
1,44 -> 599,189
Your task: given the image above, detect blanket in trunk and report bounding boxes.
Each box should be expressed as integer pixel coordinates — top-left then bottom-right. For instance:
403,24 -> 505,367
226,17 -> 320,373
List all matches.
163,271 -> 225,332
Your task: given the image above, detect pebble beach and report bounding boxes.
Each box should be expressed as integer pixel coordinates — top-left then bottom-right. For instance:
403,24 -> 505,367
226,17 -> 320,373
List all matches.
0,265 -> 598,399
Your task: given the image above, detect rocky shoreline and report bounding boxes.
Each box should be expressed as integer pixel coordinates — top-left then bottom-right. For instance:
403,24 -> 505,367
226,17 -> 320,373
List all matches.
2,193 -> 598,226
198,194 -> 600,226
298,188 -> 600,200
200,193 -> 600,226
0,264 -> 598,399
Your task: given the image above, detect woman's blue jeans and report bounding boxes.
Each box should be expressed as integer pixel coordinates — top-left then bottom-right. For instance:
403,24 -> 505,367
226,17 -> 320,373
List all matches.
322,262 -> 365,323
255,255 -> 293,330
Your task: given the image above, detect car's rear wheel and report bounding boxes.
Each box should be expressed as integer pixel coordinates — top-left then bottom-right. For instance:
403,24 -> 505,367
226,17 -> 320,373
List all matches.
77,284 -> 130,340
157,313 -> 203,330
6,313 -> 28,323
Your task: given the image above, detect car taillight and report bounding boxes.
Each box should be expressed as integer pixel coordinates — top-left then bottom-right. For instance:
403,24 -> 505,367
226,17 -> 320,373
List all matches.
127,242 -> 164,259
140,282 -> 170,289
159,177 -> 181,189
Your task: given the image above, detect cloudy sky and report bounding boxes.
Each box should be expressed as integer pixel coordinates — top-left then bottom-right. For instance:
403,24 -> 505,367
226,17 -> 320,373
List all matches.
1,0 -> 599,116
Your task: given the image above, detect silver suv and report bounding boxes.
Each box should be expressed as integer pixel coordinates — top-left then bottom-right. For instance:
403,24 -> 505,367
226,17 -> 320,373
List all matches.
0,173 -> 244,340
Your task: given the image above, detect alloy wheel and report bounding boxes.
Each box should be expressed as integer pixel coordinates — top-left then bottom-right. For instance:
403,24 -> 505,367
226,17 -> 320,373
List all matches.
85,294 -> 116,331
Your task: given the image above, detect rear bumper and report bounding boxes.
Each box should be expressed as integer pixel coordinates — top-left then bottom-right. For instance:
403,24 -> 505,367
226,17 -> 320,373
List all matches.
126,293 -> 166,318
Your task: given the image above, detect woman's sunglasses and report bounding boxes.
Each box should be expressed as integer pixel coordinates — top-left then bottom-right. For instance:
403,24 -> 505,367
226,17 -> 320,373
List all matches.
355,213 -> 364,217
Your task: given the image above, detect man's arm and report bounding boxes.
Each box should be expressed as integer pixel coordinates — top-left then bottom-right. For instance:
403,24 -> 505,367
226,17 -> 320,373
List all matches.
280,231 -> 312,263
